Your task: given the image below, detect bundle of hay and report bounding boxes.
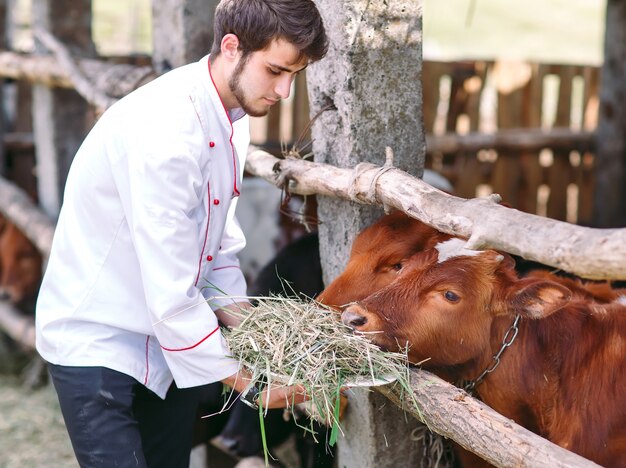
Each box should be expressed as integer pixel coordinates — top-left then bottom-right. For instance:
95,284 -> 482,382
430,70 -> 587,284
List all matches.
222,296 -> 415,440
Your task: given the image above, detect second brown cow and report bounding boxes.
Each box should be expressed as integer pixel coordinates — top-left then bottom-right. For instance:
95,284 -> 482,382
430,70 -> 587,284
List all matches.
341,238 -> 626,466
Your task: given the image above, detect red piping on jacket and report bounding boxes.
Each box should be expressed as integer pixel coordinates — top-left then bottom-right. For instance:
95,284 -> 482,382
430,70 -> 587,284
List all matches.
161,325 -> 220,352
207,60 -> 240,196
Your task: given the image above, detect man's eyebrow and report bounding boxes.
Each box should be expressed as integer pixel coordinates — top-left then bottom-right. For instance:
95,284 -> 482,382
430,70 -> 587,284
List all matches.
268,62 -> 309,73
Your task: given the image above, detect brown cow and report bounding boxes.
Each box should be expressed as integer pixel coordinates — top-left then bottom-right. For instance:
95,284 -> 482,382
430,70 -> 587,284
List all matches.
0,215 -> 42,306
341,238 -> 626,466
317,210 -> 450,308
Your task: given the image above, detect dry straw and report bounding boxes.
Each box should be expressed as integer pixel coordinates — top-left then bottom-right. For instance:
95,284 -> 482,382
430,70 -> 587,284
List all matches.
221,295 -> 417,446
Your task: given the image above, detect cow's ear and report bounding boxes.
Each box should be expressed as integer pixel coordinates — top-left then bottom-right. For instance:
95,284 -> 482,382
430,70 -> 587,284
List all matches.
508,279 -> 572,319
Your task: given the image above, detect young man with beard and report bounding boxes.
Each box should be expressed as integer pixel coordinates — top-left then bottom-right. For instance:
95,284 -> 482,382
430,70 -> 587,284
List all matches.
35,1 -> 328,466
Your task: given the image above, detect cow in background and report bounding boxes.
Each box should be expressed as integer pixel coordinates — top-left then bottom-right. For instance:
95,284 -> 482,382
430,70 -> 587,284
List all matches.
341,238 -> 626,467
0,214 -> 42,309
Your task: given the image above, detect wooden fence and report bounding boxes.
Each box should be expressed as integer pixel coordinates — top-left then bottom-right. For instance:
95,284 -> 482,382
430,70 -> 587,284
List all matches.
1,58 -> 600,226
251,60 -> 600,225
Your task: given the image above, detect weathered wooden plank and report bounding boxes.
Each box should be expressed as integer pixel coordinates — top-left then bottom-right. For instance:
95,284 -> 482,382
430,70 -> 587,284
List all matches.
3,132 -> 34,151
582,66 -> 600,131
32,0 -> 95,218
422,61 -> 448,133
376,369 -> 600,468
518,63 -> 545,215
426,127 -> 594,154
450,151 -> 483,199
493,61 -> 529,207
465,61 -> 488,132
34,27 -> 115,112
0,51 -> 156,97
292,72 -> 312,146
266,103 -> 282,144
578,151 -> 596,225
547,66 -> 577,221
245,148 -> 626,280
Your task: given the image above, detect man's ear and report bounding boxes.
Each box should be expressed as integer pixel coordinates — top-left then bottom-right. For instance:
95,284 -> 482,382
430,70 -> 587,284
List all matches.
507,278 -> 572,319
220,33 -> 240,61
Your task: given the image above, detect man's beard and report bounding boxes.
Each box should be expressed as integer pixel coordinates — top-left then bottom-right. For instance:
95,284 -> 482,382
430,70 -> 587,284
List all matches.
228,54 -> 269,117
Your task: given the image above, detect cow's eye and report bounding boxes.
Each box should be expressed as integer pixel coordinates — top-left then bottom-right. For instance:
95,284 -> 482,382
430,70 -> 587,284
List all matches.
392,263 -> 403,271
444,291 -> 460,302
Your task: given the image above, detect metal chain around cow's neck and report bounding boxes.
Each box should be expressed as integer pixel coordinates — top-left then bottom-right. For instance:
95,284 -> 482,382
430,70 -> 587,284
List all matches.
462,314 -> 521,395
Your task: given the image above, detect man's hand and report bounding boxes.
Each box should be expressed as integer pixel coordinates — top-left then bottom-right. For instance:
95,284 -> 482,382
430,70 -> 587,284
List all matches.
257,383 -> 308,409
221,371 -> 309,409
215,301 -> 250,328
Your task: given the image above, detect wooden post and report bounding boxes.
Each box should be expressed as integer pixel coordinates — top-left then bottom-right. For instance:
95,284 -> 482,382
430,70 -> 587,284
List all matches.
307,1 -> 427,466
31,0 -> 95,218
150,0 -> 218,73
594,0 -> 626,227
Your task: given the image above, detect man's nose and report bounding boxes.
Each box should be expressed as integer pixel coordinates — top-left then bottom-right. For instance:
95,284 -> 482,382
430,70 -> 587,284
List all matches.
275,75 -> 293,99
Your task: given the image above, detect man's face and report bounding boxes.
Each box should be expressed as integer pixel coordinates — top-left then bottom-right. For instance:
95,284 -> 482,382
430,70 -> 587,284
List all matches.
228,38 -> 308,117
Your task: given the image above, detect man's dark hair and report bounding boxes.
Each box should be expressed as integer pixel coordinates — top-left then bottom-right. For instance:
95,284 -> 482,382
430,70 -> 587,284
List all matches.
210,0 -> 328,63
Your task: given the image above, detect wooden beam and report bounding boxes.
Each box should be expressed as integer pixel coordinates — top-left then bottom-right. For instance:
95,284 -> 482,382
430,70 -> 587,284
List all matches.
426,127 -> 595,154
376,369 -> 600,467
34,27 -> 115,112
3,132 -> 34,151
0,51 -> 156,99
31,0 -> 95,218
245,148 -> 626,280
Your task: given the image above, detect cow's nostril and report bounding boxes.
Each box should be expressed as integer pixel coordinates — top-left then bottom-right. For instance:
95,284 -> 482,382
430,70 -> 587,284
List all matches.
341,309 -> 368,328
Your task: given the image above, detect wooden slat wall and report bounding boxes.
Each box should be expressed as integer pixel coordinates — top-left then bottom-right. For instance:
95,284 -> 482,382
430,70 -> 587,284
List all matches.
1,58 -> 597,224
250,60 -> 600,225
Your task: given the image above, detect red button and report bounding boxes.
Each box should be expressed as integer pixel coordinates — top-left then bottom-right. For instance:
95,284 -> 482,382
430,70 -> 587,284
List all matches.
213,199 -> 220,205
209,141 -> 215,148
206,255 -> 213,261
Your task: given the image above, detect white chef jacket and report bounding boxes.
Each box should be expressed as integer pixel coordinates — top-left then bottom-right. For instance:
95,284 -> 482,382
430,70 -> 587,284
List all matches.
36,55 -> 249,399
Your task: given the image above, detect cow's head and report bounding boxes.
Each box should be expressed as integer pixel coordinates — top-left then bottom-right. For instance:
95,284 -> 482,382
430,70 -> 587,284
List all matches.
341,239 -> 571,366
317,211 -> 449,309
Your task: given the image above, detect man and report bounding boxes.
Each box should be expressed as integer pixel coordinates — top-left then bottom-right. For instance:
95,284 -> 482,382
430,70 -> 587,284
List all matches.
35,1 -> 328,466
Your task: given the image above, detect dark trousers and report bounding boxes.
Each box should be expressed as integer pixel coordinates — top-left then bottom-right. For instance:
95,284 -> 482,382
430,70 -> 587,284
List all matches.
48,364 -> 209,468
